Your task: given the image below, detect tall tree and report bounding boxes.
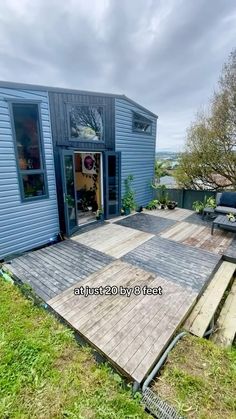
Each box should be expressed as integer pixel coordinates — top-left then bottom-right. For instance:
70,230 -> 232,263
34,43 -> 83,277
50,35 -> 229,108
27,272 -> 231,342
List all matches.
175,49 -> 236,190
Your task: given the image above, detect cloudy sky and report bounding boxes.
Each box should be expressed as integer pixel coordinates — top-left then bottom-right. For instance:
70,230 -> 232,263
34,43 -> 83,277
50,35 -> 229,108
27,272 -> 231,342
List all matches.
0,0 -> 236,151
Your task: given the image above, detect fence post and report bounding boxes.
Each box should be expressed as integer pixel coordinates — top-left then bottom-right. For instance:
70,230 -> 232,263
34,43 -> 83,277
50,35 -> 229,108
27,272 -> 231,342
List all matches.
180,189 -> 184,208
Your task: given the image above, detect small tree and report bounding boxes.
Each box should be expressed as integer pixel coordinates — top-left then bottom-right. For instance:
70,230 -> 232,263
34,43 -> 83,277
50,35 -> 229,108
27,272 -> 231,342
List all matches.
175,49 -> 236,190
155,160 -> 168,183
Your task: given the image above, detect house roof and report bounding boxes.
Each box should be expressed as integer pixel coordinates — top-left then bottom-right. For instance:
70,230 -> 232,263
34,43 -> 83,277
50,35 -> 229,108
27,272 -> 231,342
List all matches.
0,80 -> 158,118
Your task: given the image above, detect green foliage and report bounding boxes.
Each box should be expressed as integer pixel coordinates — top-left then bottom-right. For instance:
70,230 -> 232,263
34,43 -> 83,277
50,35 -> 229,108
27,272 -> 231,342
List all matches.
205,196 -> 216,208
227,213 -> 236,222
122,175 -> 136,210
0,278 -> 149,418
151,184 -> 169,204
176,49 -> 236,190
155,160 -> 168,180
146,199 -> 160,210
193,196 -> 216,213
192,200 -> 205,213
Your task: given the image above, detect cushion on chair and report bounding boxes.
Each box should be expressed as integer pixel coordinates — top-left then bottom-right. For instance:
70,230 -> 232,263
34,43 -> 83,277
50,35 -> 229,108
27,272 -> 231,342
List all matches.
215,192 -> 222,206
219,192 -> 236,208
215,206 -> 236,215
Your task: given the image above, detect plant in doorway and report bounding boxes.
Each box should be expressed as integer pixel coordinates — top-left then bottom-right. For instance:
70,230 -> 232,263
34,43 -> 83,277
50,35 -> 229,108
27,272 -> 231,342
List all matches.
96,208 -> 104,221
122,175 -> 136,215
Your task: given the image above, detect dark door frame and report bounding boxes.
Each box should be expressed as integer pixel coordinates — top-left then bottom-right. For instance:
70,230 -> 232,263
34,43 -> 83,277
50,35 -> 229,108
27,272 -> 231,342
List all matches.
60,149 -> 78,236
104,151 -> 121,219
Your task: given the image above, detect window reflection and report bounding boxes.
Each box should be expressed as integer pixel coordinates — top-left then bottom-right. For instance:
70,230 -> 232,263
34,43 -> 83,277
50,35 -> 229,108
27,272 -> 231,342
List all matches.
12,103 -> 47,200
69,105 -> 104,141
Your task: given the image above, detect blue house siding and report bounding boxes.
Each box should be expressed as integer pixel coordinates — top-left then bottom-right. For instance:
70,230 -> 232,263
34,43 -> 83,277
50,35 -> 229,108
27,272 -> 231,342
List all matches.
115,98 -> 157,207
0,87 -> 59,259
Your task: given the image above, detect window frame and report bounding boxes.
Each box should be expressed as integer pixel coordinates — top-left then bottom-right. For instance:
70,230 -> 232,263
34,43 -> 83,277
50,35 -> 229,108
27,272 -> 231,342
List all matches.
7,99 -> 49,202
132,111 -> 153,135
66,103 -> 106,143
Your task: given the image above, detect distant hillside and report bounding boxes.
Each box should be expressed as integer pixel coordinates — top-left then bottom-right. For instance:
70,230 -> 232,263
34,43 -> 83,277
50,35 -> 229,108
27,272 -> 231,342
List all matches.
156,151 -> 179,160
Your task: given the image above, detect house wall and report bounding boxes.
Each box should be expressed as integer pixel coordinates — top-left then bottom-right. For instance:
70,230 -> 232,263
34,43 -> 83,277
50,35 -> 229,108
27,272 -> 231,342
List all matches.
0,87 -> 59,259
115,98 -> 157,207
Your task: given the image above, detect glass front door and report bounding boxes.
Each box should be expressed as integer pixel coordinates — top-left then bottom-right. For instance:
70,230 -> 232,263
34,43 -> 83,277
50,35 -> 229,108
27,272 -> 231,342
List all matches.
105,152 -> 121,218
61,150 -> 78,235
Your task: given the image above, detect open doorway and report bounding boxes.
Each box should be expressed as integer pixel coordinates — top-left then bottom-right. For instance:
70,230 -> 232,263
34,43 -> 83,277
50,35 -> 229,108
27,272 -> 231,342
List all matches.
60,150 -> 121,236
74,152 -> 103,226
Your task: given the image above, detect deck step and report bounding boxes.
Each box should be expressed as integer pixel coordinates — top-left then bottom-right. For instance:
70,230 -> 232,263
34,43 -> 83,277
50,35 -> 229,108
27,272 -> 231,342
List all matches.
184,261 -> 236,337
211,279 -> 236,347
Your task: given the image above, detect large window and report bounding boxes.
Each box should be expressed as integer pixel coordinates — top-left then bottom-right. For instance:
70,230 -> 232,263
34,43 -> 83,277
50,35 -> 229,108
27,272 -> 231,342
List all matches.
11,102 -> 48,201
133,112 -> 152,134
68,105 -> 104,141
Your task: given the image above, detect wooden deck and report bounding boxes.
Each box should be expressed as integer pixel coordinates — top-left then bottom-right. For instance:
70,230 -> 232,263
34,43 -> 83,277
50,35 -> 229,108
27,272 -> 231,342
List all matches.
184,261 -> 236,337
3,240 -> 114,300
143,207 -> 193,221
211,278 -> 236,347
48,260 -> 197,382
3,209 -> 236,383
122,235 -> 221,292
116,213 -> 177,235
160,221 -> 234,254
224,236 -> 236,261
72,223 -> 154,258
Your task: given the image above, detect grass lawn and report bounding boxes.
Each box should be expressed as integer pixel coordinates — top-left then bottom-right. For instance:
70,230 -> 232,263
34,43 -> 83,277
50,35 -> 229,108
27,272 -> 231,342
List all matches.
0,277 -> 150,419
152,334 -> 236,418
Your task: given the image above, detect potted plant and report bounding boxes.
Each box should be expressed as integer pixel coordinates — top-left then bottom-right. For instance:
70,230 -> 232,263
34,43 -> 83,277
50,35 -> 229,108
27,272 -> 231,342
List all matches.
193,196 -> 216,214
205,196 -> 216,209
146,199 -> 160,210
151,184 -> 168,209
159,197 -> 167,209
227,213 -> 236,222
167,200 -> 178,210
122,175 -> 136,215
192,200 -> 204,214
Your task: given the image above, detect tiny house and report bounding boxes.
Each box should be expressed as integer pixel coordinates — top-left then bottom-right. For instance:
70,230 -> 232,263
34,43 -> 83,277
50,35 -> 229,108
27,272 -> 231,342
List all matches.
0,81 -> 157,259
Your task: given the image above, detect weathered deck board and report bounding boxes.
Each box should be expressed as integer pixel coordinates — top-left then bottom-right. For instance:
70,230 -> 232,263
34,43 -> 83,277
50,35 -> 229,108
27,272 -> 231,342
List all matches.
4,240 -> 114,300
122,236 -> 221,292
160,221 -> 234,254
48,260 -> 197,383
184,212 -> 216,226
115,213 -> 177,235
223,236 -> 236,262
211,278 -> 236,347
184,261 -> 236,337
72,223 -> 154,258
130,295 -> 195,380
144,208 -> 193,221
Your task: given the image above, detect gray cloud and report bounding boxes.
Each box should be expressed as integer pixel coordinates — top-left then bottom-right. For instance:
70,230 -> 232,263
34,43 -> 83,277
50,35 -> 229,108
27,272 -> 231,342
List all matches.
0,0 -> 236,150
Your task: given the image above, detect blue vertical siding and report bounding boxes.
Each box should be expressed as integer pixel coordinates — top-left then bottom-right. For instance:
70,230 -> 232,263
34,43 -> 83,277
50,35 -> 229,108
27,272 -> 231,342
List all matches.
115,98 -> 157,207
0,87 -> 59,259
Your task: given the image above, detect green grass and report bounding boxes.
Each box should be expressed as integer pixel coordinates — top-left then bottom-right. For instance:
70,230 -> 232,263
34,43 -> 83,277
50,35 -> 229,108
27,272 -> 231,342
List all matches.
153,335 -> 236,418
0,277 -> 150,419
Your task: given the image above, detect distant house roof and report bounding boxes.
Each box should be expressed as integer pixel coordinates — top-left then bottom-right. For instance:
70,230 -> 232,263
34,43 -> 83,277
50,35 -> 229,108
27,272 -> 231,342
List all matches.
0,80 -> 158,119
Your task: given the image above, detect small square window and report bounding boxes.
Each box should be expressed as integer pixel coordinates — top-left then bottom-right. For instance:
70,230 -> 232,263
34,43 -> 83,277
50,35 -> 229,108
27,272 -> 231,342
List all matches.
68,105 -> 104,141
133,112 -> 152,134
